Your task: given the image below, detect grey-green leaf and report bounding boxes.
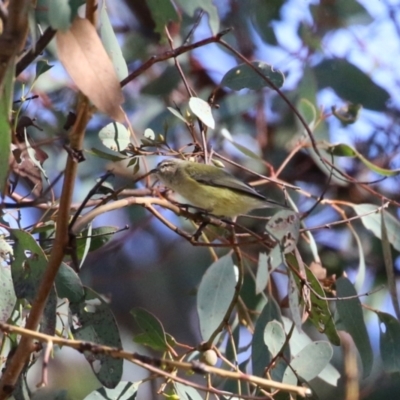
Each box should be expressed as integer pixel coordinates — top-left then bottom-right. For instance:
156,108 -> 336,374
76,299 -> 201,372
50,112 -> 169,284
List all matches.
336,277 -> 373,378
264,320 -> 286,358
131,307 -> 169,351
55,263 -> 84,303
99,122 -> 130,153
377,311 -> 400,373
221,61 -> 285,91
252,297 -> 288,380
0,266 -> 16,322
352,204 -> 400,252
256,252 -> 269,294
100,4 -> 128,81
174,382 -> 203,400
313,59 -> 389,111
84,381 -> 140,400
70,287 -> 122,388
283,341 -> 333,385
197,254 -> 236,342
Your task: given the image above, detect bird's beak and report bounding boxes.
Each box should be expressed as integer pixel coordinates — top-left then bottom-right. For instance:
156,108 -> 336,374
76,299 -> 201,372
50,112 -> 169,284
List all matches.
149,167 -> 158,175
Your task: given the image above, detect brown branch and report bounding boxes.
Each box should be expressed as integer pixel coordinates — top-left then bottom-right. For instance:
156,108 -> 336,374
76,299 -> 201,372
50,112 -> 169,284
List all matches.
0,322 -> 311,398
0,96 -> 91,399
0,0 -> 29,85
120,29 -> 231,88
15,27 -> 57,77
0,1 -> 99,392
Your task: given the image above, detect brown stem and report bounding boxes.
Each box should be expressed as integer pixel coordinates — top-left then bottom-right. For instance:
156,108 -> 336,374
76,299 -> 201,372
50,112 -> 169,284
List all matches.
15,28 -> 57,77
120,29 -> 231,88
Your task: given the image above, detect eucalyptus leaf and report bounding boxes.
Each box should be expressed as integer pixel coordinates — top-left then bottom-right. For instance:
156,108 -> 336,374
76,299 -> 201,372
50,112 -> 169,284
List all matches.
283,341 -> 333,385
314,59 -> 389,111
84,381 -> 140,400
221,61 -> 285,91
377,311 -> 400,373
255,252 -> 269,294
197,254 -> 236,342
70,287 -> 123,388
131,307 -> 169,351
175,0 -> 219,34
288,254 -> 340,346
352,204 -> 400,252
336,277 -> 373,378
189,97 -> 215,129
146,0 -> 180,41
264,320 -> 286,358
100,3 -> 128,80
99,122 -> 130,153
327,143 -> 400,176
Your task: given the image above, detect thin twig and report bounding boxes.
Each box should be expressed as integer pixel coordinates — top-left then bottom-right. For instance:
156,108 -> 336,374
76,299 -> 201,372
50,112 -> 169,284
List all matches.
0,321 -> 311,398
15,27 -> 56,77
120,29 -> 231,87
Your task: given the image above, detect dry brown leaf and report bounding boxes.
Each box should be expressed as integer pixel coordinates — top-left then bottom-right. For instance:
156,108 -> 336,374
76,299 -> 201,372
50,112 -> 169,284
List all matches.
56,17 -> 124,122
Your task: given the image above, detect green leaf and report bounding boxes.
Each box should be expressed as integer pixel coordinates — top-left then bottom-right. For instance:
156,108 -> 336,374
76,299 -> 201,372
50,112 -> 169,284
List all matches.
70,287 -> 123,388
250,0 -> 284,45
252,297 -> 288,380
175,0 -> 219,34
288,269 -> 302,332
336,277 -> 373,377
381,211 -> 400,320
310,0 -> 372,28
146,0 -> 180,41
55,263 -> 84,303
332,103 -> 362,124
10,229 -> 57,334
221,61 -> 285,91
351,225 -> 366,292
0,265 -> 16,322
188,97 -> 215,129
100,3 -> 128,81
197,254 -> 236,342
174,382 -> 203,400
288,255 -> 340,346
283,341 -> 333,385
298,98 -> 317,130
326,143 -> 400,176
282,316 -> 341,386
76,226 -> 118,261
377,312 -> 400,373
48,0 -> 71,31
352,204 -> 400,252
264,320 -> 286,358
142,65 -> 181,96
99,122 -> 130,152
131,307 -> 169,351
266,245 -> 285,274
0,60 -> 14,196
314,59 -> 389,111
220,128 -> 262,160
84,381 -> 140,400
87,147 -> 127,162
35,60 -> 54,80
167,107 -> 188,123
255,252 -> 269,294
23,128 -> 48,179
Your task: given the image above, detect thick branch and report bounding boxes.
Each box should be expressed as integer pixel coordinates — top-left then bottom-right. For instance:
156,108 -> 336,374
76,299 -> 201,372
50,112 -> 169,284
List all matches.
0,0 -> 29,85
0,95 -> 90,399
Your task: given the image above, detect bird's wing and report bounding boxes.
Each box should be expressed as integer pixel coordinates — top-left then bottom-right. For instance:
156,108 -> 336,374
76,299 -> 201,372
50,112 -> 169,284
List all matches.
186,164 -> 266,200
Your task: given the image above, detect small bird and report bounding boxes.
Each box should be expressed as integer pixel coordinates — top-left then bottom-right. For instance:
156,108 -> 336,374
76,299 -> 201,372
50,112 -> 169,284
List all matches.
151,158 -> 287,217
